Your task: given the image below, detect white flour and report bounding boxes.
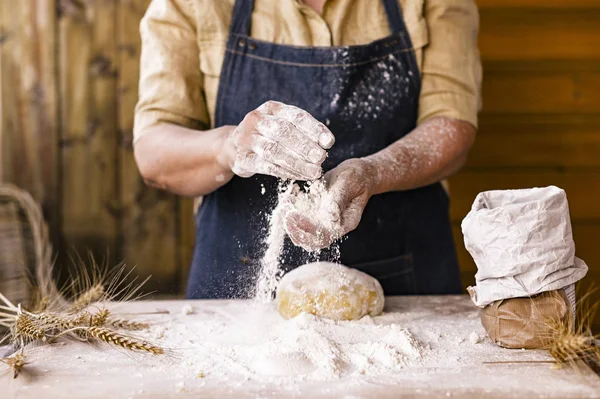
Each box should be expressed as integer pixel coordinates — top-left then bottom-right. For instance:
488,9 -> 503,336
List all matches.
254,184 -> 293,303
254,180 -> 343,303
10,297 -> 600,398
151,302 -> 423,384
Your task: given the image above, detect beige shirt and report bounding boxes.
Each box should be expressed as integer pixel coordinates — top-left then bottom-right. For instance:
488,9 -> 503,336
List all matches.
134,0 -> 482,141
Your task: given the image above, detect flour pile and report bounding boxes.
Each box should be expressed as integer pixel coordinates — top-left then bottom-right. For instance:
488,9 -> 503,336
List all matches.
255,180 -> 343,302
13,297 -> 600,398
149,302 -> 423,384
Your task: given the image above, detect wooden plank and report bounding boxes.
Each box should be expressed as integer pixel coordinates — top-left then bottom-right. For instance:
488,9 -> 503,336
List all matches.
117,0 -> 182,293
0,0 -> 59,240
479,8 -> 600,61
477,0 -> 600,8
0,0 -> 19,184
179,198 -> 194,293
481,70 -> 600,114
59,0 -> 118,261
449,171 -> 600,222
0,1 -> 3,179
483,60 -> 600,73
466,115 -> 600,169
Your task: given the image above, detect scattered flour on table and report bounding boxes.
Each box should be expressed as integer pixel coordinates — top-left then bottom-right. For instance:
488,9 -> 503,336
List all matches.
469,331 -> 481,344
181,304 -> 194,315
10,298 -> 600,398
148,303 -> 423,384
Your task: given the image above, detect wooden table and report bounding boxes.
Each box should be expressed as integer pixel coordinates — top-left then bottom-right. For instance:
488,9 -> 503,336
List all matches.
2,296 -> 599,399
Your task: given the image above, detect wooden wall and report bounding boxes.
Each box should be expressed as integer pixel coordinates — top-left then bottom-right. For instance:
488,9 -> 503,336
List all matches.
0,0 -> 187,293
452,0 -> 600,330
0,0 -> 598,326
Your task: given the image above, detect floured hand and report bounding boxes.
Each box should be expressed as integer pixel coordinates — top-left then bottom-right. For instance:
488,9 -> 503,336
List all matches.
225,101 -> 335,180
283,159 -> 378,251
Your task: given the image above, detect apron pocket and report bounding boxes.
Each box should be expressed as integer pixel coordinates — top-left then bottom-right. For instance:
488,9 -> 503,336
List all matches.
352,253 -> 417,296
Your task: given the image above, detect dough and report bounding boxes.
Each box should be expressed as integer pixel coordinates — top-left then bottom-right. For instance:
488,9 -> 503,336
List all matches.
276,262 -> 384,321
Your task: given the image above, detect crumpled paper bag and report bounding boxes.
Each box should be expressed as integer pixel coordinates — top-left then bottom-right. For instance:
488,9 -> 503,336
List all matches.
462,186 -> 588,307
480,289 -> 570,349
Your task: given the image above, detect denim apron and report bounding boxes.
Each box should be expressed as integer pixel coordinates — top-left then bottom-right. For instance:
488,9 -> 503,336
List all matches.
186,0 -> 462,299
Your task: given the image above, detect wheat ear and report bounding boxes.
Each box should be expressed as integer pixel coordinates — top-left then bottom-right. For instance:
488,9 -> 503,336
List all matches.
108,318 -> 149,331
91,308 -> 110,327
1,352 -> 27,379
15,313 -> 47,342
33,311 -> 91,331
71,283 -> 104,311
65,326 -> 163,354
540,285 -> 600,369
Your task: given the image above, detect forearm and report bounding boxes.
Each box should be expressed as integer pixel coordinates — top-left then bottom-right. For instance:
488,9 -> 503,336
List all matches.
363,117 -> 476,195
134,123 -> 235,197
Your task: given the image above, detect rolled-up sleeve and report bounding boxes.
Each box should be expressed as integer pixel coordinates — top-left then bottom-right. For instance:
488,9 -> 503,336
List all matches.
134,0 -> 209,143
418,0 -> 482,128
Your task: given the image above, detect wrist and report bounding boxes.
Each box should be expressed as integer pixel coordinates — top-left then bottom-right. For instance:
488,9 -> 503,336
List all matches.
359,156 -> 382,196
214,125 -> 237,176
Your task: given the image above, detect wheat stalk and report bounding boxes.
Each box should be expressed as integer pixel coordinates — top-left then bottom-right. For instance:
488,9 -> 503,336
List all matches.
87,306 -> 149,330
33,311 -> 91,331
539,285 -> 600,369
14,313 -> 47,343
545,319 -> 599,367
91,308 -> 110,327
1,253 -> 164,369
1,352 -> 27,379
67,326 -> 163,354
108,318 -> 149,331
71,283 -> 104,312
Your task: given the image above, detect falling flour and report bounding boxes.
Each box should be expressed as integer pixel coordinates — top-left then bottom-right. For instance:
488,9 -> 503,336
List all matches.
254,184 -> 293,303
254,180 -> 343,303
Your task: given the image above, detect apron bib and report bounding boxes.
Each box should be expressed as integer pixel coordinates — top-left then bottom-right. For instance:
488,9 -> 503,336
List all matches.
187,0 -> 462,299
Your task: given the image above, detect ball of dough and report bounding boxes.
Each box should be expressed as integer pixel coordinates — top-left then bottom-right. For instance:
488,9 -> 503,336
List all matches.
276,262 -> 384,321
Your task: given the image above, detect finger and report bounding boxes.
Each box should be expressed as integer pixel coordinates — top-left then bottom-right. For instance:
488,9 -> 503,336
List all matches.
326,179 -> 355,217
235,152 -> 306,180
279,183 -> 301,208
340,203 -> 364,233
231,164 -> 254,178
256,116 -> 327,164
284,211 -> 333,252
251,135 -> 322,180
257,101 -> 335,149
324,200 -> 341,223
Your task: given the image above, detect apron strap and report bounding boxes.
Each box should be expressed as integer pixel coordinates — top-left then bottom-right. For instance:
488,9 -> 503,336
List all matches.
381,0 -> 407,34
229,0 -> 254,37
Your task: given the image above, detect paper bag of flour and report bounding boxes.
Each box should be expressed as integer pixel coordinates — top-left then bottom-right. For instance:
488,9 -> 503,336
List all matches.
462,186 -> 588,307
480,289 -> 571,349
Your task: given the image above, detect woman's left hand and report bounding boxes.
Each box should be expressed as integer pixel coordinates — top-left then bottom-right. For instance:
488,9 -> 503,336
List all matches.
283,158 -> 379,251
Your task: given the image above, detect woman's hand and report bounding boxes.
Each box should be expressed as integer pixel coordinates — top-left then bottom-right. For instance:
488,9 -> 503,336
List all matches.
283,158 -> 378,251
223,100 -> 335,181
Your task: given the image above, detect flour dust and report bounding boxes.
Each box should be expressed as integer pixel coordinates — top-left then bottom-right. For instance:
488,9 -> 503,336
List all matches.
254,183 -> 292,302
151,302 -> 423,385
254,180 -> 343,303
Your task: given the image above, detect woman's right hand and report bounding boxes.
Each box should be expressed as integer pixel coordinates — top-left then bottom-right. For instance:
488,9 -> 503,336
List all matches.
223,101 -> 335,181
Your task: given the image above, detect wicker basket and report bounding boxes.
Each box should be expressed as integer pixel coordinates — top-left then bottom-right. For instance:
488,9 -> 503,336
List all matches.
0,184 -> 53,308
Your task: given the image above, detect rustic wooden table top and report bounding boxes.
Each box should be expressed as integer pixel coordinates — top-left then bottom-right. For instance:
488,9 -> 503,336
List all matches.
2,296 -> 599,399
